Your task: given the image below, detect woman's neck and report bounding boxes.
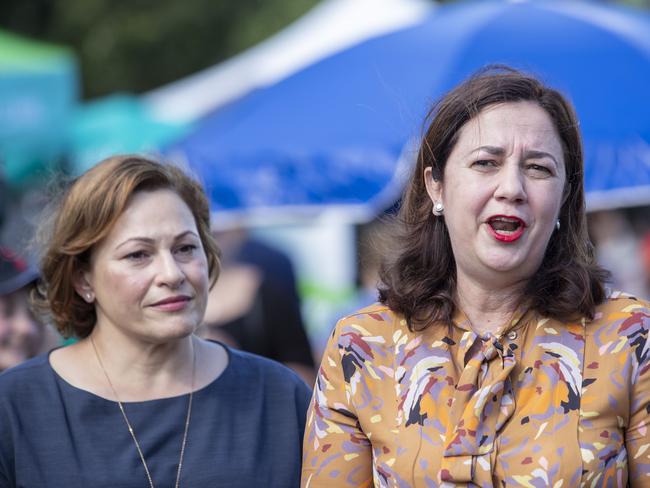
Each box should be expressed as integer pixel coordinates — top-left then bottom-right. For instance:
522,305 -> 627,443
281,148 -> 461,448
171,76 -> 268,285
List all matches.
455,272 -> 526,335
49,329 -> 229,403
85,327 -> 196,401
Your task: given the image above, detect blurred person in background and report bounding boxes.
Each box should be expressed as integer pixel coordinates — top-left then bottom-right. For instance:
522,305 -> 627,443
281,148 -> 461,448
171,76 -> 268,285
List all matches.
315,219 -> 386,360
302,67 -> 650,486
346,220 -> 386,313
643,230 -> 650,292
201,227 -> 316,385
590,210 -> 650,300
0,247 -> 57,371
0,155 -> 310,487
0,170 -> 6,231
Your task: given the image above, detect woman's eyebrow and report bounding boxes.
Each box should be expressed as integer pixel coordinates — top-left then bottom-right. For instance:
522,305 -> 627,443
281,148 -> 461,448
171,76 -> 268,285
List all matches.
524,150 -> 559,167
469,145 -> 505,157
114,231 -> 199,250
468,146 -> 559,167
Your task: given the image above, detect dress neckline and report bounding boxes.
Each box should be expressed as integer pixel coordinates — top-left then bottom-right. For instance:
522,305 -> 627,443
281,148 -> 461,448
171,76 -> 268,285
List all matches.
451,306 -> 532,339
46,340 -> 233,405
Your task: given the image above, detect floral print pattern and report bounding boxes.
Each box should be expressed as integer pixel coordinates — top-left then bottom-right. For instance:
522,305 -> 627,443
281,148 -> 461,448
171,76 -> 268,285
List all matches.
302,291 -> 650,487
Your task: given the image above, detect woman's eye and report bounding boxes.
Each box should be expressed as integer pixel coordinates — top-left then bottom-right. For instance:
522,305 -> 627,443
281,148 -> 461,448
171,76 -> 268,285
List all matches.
176,244 -> 198,255
124,251 -> 149,261
472,159 -> 497,169
526,164 -> 553,176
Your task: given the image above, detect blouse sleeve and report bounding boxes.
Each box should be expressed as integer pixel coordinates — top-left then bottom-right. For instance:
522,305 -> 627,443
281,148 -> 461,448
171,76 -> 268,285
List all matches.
625,300 -> 650,483
301,318 -> 373,487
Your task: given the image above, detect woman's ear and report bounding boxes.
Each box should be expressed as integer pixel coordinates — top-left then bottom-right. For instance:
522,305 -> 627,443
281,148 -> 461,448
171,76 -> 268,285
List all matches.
72,269 -> 95,303
423,166 -> 443,206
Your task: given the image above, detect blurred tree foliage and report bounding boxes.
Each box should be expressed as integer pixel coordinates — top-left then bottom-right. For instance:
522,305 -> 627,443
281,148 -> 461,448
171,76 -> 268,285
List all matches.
0,0 -> 647,98
0,0 -> 319,98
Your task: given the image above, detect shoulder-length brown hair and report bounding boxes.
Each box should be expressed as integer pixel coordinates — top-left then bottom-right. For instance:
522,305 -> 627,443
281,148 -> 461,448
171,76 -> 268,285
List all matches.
378,66 -> 609,331
33,155 -> 221,339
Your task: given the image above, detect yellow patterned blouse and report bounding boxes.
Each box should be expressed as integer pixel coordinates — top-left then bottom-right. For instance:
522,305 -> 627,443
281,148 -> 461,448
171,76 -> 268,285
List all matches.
302,291 -> 650,487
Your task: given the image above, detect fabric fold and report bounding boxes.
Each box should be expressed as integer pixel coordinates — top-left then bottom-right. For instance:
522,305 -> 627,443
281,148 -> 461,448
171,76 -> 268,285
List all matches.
441,332 -> 517,483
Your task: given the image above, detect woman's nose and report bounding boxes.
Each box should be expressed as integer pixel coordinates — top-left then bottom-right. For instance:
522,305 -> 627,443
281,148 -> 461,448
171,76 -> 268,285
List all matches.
157,253 -> 186,288
494,163 -> 527,203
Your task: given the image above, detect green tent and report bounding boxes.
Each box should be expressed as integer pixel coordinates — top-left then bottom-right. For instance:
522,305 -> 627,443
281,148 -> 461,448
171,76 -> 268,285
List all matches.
0,30 -> 78,187
69,94 -> 191,174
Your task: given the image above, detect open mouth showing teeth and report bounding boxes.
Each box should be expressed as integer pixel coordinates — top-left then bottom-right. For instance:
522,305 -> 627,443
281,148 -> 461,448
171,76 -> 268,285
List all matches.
488,217 -> 523,234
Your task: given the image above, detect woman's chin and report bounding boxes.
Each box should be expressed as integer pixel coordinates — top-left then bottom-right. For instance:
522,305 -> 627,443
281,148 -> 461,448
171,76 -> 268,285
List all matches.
477,253 -> 540,284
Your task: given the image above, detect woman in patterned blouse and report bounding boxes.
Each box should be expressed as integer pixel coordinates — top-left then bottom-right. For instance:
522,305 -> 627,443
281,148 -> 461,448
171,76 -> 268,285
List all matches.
301,66 -> 650,487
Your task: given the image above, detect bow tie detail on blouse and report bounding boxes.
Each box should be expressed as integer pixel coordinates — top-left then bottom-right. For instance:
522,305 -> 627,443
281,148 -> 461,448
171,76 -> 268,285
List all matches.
440,331 -> 517,483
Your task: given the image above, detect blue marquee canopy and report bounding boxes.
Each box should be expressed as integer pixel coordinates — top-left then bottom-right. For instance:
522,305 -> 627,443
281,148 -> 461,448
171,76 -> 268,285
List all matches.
168,0 -> 650,224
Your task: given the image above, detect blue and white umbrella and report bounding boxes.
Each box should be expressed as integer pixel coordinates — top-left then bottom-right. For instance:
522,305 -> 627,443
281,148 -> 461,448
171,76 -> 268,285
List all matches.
168,0 -> 650,225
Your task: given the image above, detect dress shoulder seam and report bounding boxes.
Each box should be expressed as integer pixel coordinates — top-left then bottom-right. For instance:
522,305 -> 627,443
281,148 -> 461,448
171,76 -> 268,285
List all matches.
337,302 -> 392,321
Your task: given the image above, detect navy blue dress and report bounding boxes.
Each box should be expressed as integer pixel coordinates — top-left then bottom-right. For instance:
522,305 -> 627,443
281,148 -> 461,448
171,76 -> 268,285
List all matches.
0,344 -> 311,487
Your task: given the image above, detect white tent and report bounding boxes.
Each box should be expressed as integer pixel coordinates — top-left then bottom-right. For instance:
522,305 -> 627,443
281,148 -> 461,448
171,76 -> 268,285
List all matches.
144,0 -> 432,123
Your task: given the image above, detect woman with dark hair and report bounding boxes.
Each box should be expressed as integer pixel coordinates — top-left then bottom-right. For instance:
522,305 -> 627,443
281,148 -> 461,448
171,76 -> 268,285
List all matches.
0,155 -> 310,487
302,67 -> 650,486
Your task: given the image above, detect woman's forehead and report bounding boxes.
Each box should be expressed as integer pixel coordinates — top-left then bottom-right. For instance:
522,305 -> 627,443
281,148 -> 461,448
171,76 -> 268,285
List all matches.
453,102 -> 563,157
94,190 -> 198,252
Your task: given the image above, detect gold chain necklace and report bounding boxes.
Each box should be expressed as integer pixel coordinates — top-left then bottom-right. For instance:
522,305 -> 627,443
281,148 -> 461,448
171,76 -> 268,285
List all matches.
90,336 -> 196,488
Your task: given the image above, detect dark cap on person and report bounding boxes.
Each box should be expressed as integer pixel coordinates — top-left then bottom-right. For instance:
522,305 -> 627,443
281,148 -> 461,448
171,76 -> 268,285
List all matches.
0,247 -> 39,296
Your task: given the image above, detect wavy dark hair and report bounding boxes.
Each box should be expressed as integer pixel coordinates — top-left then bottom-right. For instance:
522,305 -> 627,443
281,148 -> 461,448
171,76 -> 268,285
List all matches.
378,66 -> 609,331
33,155 -> 221,339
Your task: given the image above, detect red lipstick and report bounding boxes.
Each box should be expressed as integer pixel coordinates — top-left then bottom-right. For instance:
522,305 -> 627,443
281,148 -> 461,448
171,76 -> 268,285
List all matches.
486,215 -> 526,243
